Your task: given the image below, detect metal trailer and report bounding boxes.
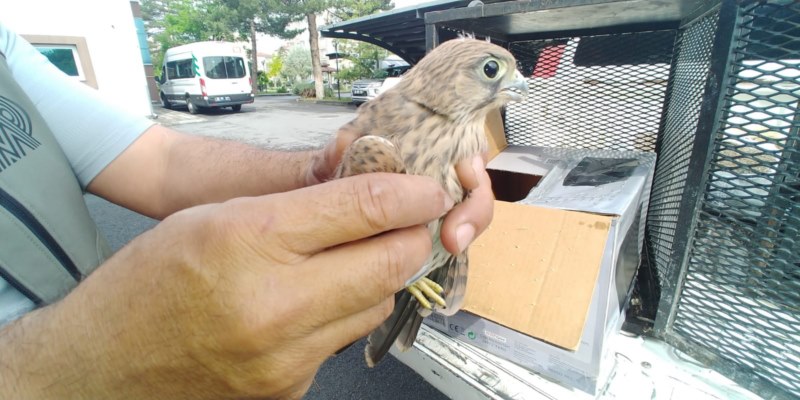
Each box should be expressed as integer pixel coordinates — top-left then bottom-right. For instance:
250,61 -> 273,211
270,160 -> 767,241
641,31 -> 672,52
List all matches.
324,1 -> 800,398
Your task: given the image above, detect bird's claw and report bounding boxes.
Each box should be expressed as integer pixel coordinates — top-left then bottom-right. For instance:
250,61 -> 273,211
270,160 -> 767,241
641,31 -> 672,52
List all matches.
407,277 -> 446,310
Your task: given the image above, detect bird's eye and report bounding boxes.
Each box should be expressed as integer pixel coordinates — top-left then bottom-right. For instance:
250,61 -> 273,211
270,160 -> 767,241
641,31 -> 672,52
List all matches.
483,60 -> 499,79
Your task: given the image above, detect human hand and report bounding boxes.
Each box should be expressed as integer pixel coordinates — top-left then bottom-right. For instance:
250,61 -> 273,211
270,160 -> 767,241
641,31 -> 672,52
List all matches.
3,174 -> 452,400
308,130 -> 494,256
442,155 -> 494,255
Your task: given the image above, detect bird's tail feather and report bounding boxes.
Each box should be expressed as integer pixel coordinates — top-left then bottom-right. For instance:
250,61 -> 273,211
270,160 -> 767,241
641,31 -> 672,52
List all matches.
364,291 -> 422,367
439,253 -> 468,316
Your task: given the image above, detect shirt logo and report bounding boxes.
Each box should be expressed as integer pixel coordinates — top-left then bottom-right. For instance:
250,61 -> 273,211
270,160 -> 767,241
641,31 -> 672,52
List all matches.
0,95 -> 40,172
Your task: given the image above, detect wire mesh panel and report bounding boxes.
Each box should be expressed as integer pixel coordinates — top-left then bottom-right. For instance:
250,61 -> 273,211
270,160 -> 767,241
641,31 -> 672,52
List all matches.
646,11 -> 720,317
670,1 -> 800,397
426,0 -> 798,397
503,31 -> 674,152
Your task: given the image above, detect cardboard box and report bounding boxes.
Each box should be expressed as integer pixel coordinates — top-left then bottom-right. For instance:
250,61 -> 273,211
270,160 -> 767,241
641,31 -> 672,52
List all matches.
423,113 -> 655,394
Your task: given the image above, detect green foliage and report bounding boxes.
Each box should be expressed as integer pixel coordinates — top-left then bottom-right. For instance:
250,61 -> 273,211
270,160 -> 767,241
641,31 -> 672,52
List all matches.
220,0 -> 305,41
256,71 -> 269,91
333,40 -> 391,82
142,0 -> 237,76
141,0 -> 396,82
266,48 -> 285,79
281,45 -> 312,82
292,82 -> 333,98
328,0 -> 393,22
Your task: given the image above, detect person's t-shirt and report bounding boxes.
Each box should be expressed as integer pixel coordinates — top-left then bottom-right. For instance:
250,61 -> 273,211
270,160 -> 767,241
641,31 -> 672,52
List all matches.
0,22 -> 154,325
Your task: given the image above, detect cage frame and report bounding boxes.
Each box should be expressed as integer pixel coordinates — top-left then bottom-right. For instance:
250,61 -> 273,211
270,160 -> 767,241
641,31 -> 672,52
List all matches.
423,1 -> 799,398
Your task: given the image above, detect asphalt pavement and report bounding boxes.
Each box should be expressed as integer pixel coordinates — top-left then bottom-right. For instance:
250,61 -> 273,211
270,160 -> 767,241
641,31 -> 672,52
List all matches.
86,96 -> 450,400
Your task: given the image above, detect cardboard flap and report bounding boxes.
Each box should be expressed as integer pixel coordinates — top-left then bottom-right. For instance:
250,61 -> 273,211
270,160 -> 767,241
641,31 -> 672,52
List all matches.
464,201 -> 612,350
484,108 -> 508,160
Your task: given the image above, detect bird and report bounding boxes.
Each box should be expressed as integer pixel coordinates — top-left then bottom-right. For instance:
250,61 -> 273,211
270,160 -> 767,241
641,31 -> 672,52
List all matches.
332,37 -> 529,366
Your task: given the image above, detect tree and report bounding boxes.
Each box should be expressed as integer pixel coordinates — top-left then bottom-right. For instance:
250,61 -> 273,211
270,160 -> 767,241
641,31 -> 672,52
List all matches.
141,0 -> 237,75
263,0 -> 393,99
266,48 -> 285,80
281,44 -> 312,82
336,40 -> 389,78
328,0 -> 393,21
219,0 -> 304,93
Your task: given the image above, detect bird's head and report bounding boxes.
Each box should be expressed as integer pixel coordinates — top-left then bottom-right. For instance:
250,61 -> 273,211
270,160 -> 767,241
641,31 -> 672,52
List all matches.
395,38 -> 529,120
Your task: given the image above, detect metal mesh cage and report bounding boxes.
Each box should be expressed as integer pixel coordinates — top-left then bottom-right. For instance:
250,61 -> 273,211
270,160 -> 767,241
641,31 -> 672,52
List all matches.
670,1 -> 800,397
504,31 -> 674,152
498,2 -> 800,397
426,1 -> 799,397
647,11 -> 720,310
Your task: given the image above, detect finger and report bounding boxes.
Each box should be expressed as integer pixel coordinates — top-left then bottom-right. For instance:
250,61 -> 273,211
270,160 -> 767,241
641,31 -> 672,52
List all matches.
305,297 -> 396,357
297,224 -> 431,322
454,155 -> 485,191
308,124 -> 361,184
441,164 -> 494,254
253,173 -> 451,255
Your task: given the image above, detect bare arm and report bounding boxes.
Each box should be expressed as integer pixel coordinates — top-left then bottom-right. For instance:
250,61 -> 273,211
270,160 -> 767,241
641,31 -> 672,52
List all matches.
87,124 -> 494,256
87,124 -> 322,219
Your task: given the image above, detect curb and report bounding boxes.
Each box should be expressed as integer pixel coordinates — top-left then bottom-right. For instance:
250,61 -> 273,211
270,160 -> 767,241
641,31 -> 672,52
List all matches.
296,98 -> 356,107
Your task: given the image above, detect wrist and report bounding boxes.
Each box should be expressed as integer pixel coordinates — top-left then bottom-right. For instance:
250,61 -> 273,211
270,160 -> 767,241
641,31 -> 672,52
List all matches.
0,303 -> 94,399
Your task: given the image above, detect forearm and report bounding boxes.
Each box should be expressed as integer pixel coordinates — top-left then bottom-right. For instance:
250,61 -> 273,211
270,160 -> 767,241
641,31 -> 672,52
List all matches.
89,124 -> 320,219
160,129 -> 318,214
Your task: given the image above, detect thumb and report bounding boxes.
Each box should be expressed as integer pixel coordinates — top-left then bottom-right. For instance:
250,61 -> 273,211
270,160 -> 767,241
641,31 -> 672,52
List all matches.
308,124 -> 361,185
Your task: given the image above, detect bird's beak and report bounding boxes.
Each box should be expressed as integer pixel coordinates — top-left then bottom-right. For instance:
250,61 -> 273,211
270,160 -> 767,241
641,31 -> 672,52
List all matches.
502,69 -> 529,102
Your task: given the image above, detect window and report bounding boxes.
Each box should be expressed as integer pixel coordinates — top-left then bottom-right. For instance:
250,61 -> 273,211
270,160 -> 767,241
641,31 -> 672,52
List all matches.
203,56 -> 246,79
35,45 -> 84,79
22,35 -> 97,89
166,59 -> 195,79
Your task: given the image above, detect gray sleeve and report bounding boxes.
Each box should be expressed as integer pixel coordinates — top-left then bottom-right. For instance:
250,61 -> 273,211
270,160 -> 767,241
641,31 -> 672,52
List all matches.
0,23 -> 154,324
1,23 -> 155,188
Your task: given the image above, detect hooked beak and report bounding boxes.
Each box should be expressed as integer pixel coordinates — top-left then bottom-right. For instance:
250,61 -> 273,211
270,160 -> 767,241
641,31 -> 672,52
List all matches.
502,69 -> 529,102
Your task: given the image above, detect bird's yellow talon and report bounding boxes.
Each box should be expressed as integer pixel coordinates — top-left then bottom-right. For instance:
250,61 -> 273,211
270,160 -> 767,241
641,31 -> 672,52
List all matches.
408,285 -> 432,309
421,277 -> 444,294
407,279 -> 447,310
417,281 -> 446,307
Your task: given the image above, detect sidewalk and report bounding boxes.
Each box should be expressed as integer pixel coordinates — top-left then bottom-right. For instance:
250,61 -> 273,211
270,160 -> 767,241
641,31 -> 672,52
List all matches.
149,104 -> 206,127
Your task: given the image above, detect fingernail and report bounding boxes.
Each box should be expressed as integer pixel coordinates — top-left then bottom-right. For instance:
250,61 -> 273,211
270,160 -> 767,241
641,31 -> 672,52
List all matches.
456,224 -> 476,253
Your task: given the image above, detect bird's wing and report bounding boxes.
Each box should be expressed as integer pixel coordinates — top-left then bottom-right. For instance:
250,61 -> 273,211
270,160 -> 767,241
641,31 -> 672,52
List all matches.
436,252 -> 468,317
365,290 -> 423,367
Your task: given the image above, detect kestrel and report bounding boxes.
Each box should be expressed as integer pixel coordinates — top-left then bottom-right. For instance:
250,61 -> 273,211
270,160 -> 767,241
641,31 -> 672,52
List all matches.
333,37 -> 529,366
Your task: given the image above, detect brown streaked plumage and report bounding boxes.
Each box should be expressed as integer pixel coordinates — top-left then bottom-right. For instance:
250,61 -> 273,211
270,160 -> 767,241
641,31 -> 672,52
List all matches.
333,38 -> 528,366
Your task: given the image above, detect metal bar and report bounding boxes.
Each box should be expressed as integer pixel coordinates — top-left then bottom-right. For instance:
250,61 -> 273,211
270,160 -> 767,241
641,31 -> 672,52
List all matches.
652,0 -> 740,335
660,333 -> 799,399
424,0 -> 629,24
320,32 -> 424,65
502,21 -> 679,42
425,22 -> 440,53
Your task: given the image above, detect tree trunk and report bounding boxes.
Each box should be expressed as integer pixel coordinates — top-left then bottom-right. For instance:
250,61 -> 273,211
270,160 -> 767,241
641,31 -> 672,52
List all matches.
250,19 -> 258,94
307,12 -> 324,100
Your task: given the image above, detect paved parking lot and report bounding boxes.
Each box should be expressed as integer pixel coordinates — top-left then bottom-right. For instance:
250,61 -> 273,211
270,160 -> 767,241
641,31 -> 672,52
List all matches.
153,95 -> 357,151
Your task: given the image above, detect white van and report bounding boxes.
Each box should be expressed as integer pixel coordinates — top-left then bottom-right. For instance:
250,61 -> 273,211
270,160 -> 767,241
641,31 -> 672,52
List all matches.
158,41 -> 254,114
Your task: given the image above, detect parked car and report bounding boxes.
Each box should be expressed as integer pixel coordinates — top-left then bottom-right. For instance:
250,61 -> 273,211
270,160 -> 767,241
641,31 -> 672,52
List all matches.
158,41 -> 254,114
351,64 -> 410,105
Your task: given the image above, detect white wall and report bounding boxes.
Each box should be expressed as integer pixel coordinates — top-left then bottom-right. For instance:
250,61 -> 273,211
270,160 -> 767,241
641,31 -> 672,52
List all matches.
0,0 -> 153,117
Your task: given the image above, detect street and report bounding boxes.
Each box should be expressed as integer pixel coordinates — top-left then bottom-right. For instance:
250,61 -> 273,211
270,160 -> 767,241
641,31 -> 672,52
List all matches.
85,96 -> 450,400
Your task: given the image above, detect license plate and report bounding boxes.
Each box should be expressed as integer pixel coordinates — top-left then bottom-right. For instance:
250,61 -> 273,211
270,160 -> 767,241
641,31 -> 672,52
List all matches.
353,91 -> 366,96
214,96 -> 231,101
